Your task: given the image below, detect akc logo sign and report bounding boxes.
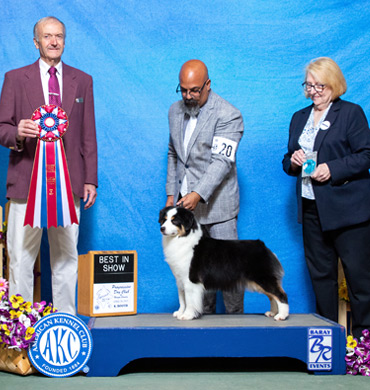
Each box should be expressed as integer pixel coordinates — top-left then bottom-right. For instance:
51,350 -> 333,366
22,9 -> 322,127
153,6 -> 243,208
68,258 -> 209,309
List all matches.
28,312 -> 93,377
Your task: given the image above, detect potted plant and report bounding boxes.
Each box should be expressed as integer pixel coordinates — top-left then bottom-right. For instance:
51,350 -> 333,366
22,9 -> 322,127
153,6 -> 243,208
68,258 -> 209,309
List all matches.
0,278 -> 56,375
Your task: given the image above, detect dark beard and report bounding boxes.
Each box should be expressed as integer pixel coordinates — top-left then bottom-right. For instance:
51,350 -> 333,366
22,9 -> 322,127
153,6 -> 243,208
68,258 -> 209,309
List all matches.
179,99 -> 200,117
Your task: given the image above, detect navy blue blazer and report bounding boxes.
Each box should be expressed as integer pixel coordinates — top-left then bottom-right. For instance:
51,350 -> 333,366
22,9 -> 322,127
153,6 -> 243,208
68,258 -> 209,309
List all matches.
282,98 -> 370,231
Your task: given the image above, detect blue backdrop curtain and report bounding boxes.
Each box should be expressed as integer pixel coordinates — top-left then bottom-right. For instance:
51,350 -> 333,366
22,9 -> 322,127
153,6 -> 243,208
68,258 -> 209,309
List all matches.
1,0 -> 370,313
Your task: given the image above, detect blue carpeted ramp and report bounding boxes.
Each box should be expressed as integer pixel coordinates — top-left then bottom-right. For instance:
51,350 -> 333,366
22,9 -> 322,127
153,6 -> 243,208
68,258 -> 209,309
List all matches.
86,313 -> 346,376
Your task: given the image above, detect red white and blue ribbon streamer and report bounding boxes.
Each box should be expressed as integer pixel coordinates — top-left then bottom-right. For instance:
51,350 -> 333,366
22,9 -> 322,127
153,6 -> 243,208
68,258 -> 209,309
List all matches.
24,105 -> 78,228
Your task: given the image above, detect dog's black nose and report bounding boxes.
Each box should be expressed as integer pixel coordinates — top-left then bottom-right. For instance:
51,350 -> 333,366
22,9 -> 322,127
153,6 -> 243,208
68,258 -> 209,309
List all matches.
160,226 -> 166,233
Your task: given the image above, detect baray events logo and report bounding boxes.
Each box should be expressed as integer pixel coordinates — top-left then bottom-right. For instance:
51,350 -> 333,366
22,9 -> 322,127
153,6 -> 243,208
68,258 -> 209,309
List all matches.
308,328 -> 333,371
28,312 -> 93,377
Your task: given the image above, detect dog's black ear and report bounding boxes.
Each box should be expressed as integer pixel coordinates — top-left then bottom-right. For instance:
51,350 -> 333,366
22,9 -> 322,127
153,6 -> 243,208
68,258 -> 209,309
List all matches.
158,207 -> 166,223
158,206 -> 172,223
178,207 -> 197,232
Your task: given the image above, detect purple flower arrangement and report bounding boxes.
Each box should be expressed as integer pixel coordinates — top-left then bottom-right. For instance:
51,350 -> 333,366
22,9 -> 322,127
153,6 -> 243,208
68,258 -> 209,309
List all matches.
0,278 -> 57,350
346,330 -> 370,376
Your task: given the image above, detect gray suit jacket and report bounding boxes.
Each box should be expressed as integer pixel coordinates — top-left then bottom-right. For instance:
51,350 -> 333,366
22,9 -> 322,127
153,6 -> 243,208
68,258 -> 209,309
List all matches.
166,90 -> 244,224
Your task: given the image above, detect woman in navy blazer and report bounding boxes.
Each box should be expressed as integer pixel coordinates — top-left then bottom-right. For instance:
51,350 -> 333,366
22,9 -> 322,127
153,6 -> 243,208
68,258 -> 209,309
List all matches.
283,57 -> 370,339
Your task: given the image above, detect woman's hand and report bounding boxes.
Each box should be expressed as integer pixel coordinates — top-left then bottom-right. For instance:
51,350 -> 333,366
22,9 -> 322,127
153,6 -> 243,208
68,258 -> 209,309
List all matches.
290,149 -> 306,171
311,163 -> 331,182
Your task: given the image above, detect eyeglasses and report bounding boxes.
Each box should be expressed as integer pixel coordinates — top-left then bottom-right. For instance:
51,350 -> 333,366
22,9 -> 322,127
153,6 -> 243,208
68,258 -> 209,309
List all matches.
302,82 -> 326,93
176,80 -> 208,97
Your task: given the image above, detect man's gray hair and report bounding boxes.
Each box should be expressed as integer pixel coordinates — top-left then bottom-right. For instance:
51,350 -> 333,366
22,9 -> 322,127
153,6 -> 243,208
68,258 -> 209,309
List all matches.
33,16 -> 66,42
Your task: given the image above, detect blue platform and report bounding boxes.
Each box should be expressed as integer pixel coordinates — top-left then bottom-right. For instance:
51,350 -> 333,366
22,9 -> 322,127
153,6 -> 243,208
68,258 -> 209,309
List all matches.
86,313 -> 346,376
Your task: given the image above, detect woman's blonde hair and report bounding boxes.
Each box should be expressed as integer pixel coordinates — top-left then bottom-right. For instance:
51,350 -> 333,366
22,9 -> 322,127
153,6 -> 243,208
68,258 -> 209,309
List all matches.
304,57 -> 347,100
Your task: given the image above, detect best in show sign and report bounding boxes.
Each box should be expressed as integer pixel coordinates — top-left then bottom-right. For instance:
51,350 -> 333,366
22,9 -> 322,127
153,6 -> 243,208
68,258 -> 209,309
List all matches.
78,251 -> 137,317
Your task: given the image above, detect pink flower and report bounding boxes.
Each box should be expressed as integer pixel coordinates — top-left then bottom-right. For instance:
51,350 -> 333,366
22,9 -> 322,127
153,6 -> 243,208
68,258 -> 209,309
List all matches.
32,301 -> 47,313
0,278 -> 8,293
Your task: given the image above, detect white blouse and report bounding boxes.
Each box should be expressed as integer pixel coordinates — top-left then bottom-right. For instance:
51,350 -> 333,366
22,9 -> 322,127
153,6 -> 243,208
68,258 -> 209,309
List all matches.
299,103 -> 332,200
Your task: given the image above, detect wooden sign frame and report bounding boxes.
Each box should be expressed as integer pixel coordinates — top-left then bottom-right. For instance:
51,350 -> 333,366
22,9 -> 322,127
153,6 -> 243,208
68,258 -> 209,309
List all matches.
78,250 -> 137,317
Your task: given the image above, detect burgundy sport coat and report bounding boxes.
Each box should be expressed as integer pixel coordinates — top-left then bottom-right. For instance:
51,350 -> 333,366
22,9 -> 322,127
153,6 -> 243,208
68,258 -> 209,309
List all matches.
0,60 -> 98,199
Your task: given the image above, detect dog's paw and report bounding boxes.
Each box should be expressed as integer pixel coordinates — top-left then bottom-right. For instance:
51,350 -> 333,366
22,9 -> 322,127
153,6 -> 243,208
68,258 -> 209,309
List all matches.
179,310 -> 198,320
173,310 -> 184,319
273,303 -> 289,321
273,312 -> 289,321
264,311 -> 276,318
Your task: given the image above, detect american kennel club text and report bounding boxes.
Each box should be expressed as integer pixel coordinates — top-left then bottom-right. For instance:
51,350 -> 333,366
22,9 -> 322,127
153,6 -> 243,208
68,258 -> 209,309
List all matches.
29,313 -> 92,377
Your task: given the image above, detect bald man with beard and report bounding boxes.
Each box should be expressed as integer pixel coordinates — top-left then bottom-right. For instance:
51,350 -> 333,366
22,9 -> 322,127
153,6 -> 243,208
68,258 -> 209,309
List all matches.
165,59 -> 245,314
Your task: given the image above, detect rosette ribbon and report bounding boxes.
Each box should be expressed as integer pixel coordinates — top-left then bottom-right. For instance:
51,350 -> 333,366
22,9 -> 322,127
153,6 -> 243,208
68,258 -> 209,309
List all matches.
24,105 -> 78,228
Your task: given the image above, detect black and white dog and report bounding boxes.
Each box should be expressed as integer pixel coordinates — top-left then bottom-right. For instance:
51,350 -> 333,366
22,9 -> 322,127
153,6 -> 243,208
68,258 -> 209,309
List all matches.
159,206 -> 289,321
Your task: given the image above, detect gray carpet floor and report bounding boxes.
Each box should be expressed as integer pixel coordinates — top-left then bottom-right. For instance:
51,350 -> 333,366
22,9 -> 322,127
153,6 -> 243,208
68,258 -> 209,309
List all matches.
1,369 -> 370,390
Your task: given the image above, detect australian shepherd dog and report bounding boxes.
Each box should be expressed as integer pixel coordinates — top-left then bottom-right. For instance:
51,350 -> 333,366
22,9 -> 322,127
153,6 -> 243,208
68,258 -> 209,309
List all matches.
159,206 -> 289,321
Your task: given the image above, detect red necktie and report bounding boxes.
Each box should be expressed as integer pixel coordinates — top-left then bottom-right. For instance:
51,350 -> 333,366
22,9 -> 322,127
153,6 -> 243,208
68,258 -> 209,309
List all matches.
48,66 -> 61,106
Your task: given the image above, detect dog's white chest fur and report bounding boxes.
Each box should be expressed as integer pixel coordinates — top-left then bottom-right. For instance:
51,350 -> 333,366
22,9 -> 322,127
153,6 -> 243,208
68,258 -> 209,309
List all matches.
162,224 -> 202,280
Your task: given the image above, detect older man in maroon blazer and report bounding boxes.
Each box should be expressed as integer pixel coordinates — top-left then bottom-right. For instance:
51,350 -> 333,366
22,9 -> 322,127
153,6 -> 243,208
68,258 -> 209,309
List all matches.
0,16 -> 98,314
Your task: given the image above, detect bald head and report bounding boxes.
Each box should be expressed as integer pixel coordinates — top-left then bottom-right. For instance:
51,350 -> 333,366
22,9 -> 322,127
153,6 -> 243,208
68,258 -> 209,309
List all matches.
178,60 -> 211,108
179,60 -> 209,82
